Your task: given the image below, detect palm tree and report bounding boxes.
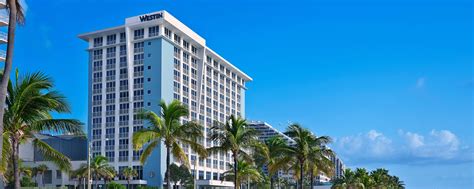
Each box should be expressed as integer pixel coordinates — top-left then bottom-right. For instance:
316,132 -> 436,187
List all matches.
331,168 -> 364,189
76,155 -> 115,188
307,146 -> 334,188
1,71 -> 83,189
71,167 -> 88,189
253,136 -> 291,189
284,123 -> 332,189
132,99 -> 207,189
103,166 -> 116,186
122,167 -> 137,189
354,168 -> 373,188
208,115 -> 259,189
33,164 -> 48,187
90,155 -> 115,188
0,3 -> 26,184
221,159 -> 262,188
370,168 -> 391,188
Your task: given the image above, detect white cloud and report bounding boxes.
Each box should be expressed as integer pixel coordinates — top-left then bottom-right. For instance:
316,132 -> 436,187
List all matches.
336,130 -> 394,160
333,129 -> 472,165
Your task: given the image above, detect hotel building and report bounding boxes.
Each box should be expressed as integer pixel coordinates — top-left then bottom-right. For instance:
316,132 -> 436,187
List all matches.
247,121 -> 295,181
79,10 -> 252,188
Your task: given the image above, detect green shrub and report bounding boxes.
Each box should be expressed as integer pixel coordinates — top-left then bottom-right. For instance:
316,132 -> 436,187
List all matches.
107,181 -> 126,189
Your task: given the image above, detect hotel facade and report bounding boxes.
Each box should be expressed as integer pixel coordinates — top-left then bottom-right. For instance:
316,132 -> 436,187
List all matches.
79,10 -> 252,188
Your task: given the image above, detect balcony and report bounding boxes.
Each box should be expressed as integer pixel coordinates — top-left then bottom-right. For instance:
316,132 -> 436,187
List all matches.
0,31 -> 6,44
105,146 -> 114,151
119,144 -> 128,150
0,14 -> 7,27
119,133 -> 128,138
0,50 -> 4,62
119,156 -> 128,162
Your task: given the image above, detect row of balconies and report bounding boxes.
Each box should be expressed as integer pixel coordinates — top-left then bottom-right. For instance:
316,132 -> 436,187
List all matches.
0,2 -> 8,62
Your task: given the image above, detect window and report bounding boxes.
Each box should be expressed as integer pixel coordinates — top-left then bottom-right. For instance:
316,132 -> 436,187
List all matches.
93,49 -> 103,60
43,170 -> 53,184
120,45 -> 127,56
199,171 -> 204,180
56,170 -> 62,179
174,34 -> 181,44
106,47 -> 116,58
206,172 -> 211,180
132,166 -> 143,180
106,34 -> 116,45
191,45 -> 197,55
93,37 -> 103,47
106,151 -> 115,162
164,27 -> 172,38
120,32 -> 126,42
183,40 -> 189,50
134,29 -> 144,40
149,26 -> 159,37
119,151 -> 128,162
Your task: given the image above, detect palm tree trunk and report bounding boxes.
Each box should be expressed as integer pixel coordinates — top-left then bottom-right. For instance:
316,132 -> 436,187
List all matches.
233,153 -> 238,189
12,138 -> 20,189
299,162 -> 304,189
127,180 -> 130,189
270,176 -> 274,189
95,175 -> 99,189
0,0 -> 19,184
166,145 -> 171,189
310,171 -> 314,189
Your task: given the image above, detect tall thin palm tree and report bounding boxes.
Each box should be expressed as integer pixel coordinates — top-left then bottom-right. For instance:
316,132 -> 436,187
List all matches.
0,2 -> 26,181
284,123 -> 332,189
307,146 -> 334,188
1,71 -> 83,189
71,167 -> 88,189
33,164 -> 48,187
208,115 -> 259,189
221,159 -> 262,188
133,99 -> 207,189
253,136 -> 291,189
77,155 -> 115,188
121,167 -> 137,189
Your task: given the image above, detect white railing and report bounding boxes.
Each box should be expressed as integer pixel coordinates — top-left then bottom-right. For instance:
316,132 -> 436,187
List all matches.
0,15 -> 8,24
0,50 -> 5,59
0,32 -> 6,42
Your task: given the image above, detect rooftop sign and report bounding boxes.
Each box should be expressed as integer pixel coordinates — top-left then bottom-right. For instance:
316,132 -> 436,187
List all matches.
139,12 -> 163,22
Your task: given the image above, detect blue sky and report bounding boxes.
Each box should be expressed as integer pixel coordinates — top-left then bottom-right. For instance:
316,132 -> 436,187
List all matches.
11,0 -> 473,188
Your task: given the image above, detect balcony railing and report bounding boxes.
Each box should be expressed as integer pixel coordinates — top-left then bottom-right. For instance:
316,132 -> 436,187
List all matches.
119,145 -> 128,150
0,50 -> 5,60
119,133 -> 129,138
119,156 -> 128,162
0,32 -> 7,42
0,14 -> 8,24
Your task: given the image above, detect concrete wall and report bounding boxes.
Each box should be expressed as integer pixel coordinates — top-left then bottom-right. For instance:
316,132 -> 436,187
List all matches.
142,37 -> 174,187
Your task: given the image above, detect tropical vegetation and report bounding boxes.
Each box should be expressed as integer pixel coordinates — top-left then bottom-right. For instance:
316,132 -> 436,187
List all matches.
121,167 -> 138,189
332,168 -> 405,189
0,2 -> 27,184
0,71 -> 83,188
165,163 -> 194,189
284,123 -> 334,189
207,115 -> 260,189
75,155 -> 116,188
132,99 -> 207,189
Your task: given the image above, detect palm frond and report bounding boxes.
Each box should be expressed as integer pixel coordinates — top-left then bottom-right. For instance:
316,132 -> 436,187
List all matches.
132,129 -> 160,150
30,119 -> 83,135
139,140 -> 159,165
33,138 -> 72,171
